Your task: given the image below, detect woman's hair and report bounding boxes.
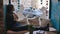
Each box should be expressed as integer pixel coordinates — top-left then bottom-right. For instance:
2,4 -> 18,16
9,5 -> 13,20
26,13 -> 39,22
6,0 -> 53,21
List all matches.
6,4 -> 14,13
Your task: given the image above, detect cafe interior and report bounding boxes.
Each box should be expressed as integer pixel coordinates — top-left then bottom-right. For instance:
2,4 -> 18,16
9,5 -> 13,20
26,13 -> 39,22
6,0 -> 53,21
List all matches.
0,0 -> 59,34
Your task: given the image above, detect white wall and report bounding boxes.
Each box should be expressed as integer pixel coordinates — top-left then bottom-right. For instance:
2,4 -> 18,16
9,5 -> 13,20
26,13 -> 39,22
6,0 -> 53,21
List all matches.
20,0 -> 31,8
3,0 -> 9,5
35,0 -> 50,19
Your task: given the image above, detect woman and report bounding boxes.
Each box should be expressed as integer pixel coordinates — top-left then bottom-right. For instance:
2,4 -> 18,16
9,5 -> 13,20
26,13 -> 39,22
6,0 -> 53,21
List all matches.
6,4 -> 28,31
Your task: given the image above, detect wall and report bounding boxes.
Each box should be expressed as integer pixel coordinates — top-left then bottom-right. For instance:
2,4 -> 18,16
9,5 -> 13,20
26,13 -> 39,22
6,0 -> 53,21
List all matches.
51,0 -> 59,31
17,0 -> 50,19
3,0 -> 9,5
20,0 -> 31,8
0,0 -> 4,34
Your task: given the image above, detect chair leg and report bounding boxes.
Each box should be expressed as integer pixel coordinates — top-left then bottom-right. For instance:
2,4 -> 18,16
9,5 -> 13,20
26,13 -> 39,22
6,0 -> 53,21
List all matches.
39,17 -> 42,26
26,15 -> 30,25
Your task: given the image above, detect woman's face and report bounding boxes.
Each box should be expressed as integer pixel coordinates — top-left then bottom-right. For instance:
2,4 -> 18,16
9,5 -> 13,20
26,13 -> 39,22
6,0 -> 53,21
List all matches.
10,5 -> 15,11
12,7 -> 15,11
